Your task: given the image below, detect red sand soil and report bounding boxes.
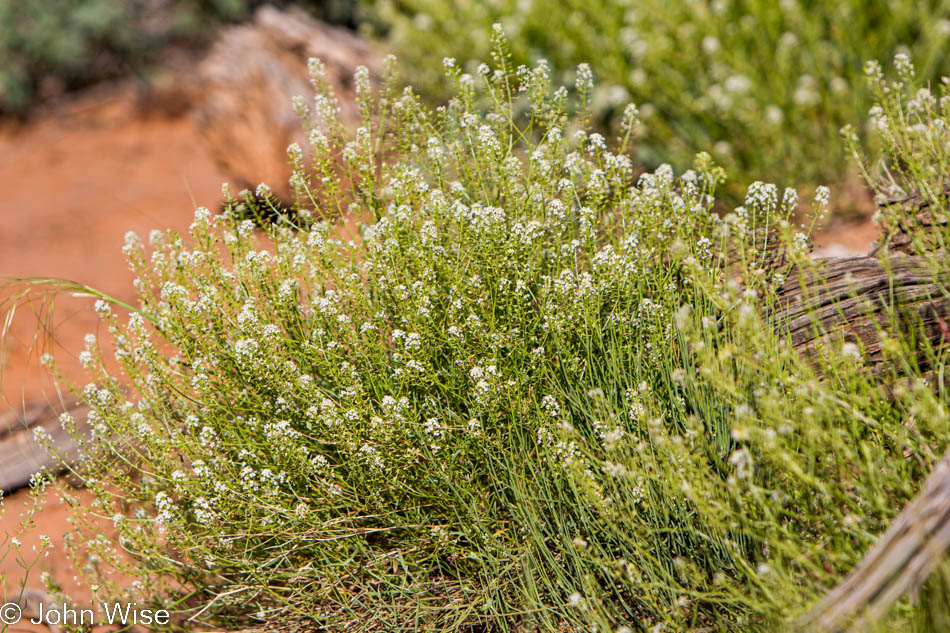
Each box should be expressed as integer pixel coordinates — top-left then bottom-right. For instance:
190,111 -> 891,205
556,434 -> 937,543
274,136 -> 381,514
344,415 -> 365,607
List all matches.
812,217 -> 881,257
0,82 -> 227,619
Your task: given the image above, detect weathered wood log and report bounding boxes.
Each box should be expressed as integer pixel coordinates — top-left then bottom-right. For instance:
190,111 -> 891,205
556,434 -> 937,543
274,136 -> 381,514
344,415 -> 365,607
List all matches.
773,255 -> 950,370
799,447 -> 950,633
193,5 -> 377,203
0,400 -> 88,493
790,190 -> 950,629
11,590 -> 65,633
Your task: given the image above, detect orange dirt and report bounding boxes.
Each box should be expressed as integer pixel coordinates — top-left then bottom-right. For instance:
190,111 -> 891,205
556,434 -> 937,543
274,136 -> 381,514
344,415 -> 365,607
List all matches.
0,81 -> 228,615
812,217 -> 881,257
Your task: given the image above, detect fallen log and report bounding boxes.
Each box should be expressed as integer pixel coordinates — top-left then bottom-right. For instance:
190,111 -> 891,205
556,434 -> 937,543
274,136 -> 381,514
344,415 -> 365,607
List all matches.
787,195 -> 950,629
870,184 -> 950,256
0,400 -> 89,493
773,255 -> 950,370
798,446 -> 950,633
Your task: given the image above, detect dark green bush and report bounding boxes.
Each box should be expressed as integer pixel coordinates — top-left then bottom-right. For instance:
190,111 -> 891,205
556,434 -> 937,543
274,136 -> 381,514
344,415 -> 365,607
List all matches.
0,0 -> 359,113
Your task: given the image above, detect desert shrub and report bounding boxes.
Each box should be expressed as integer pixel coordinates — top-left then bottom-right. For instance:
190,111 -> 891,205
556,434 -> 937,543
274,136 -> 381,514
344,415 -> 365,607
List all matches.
42,47 -> 950,632
846,53 -> 950,257
0,475 -> 55,610
368,0 -> 950,205
0,0 -> 359,114
839,53 -> 950,633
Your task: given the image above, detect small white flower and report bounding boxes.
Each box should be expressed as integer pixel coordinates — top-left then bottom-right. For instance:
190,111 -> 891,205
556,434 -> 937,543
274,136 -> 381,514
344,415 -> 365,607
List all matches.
575,63 -> 594,95
154,491 -> 175,523
79,350 -> 94,369
541,395 -> 560,418
841,342 -> 862,362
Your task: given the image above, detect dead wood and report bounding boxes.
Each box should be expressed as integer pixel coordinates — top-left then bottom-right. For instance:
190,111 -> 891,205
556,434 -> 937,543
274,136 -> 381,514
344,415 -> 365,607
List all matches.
790,192 -> 950,629
773,255 -> 950,370
799,446 -> 950,633
870,184 -> 950,256
0,400 -> 89,493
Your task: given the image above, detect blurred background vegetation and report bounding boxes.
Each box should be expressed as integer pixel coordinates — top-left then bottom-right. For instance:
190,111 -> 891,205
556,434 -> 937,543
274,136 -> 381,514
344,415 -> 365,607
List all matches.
5,0 -> 950,207
0,0 -> 358,113
367,0 -> 950,207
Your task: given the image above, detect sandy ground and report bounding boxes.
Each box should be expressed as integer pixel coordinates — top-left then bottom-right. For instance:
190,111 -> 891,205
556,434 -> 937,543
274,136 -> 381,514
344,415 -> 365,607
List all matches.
812,216 -> 881,257
0,84 -> 227,406
0,82 -> 228,621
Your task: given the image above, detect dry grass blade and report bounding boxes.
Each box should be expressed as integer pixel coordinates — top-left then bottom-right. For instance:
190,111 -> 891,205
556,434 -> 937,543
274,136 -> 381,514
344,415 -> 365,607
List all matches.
0,277 -> 139,491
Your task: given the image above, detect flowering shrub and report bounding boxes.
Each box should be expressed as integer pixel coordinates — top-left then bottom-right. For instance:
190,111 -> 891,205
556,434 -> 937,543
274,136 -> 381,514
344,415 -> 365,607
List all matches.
369,0 -> 950,204
0,475 -> 54,610
846,54 -> 950,257
49,48 -> 950,632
